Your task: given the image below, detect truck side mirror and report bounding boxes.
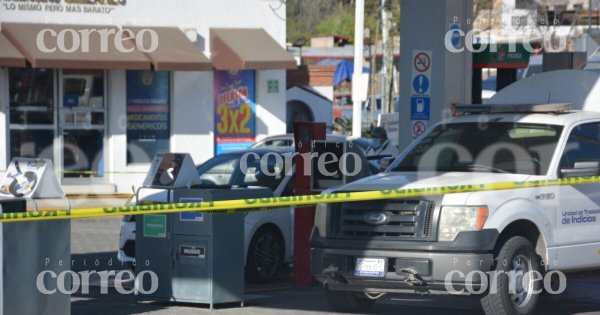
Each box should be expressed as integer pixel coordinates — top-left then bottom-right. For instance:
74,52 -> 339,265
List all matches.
560,161 -> 600,178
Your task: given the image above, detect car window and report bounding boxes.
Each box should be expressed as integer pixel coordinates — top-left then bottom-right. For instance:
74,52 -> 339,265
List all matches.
254,139 -> 292,148
241,153 -> 285,190
560,123 -> 600,169
197,155 -> 238,186
265,139 -> 292,147
196,152 -> 289,190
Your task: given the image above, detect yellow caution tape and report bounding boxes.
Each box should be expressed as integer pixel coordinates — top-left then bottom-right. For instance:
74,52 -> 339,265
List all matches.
1,175 -> 599,223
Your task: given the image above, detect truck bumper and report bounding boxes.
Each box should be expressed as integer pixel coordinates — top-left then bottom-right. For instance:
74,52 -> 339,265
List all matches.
311,230 -> 498,295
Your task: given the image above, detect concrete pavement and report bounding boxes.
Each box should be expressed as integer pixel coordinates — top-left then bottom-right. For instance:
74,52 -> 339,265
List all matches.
70,216 -> 600,315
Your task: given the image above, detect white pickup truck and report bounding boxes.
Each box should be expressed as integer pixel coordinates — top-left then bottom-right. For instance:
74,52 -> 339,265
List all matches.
311,103 -> 600,315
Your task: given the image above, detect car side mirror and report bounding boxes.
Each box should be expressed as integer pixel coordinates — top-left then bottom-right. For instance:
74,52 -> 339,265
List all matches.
560,161 -> 600,178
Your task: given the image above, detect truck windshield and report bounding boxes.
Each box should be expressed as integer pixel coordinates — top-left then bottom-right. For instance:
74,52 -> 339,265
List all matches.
392,122 -> 563,175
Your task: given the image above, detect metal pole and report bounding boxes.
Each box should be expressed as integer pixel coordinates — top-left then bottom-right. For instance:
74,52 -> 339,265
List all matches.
589,0 -> 593,31
381,0 -> 391,115
352,0 -> 365,137
369,43 -> 374,128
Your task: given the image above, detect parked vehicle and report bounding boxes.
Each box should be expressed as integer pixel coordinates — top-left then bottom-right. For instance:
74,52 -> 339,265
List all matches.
312,103 -> 600,315
252,133 -> 373,153
119,148 -> 296,283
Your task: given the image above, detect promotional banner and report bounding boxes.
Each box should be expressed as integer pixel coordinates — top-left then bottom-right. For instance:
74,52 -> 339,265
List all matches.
213,70 -> 256,155
126,71 -> 170,163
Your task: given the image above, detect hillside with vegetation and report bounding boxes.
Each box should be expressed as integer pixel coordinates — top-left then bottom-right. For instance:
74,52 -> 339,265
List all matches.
286,0 -> 399,43
286,0 -> 496,43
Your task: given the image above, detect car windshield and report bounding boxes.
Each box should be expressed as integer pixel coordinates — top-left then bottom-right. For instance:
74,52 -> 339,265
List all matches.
196,152 -> 288,190
391,122 -> 563,175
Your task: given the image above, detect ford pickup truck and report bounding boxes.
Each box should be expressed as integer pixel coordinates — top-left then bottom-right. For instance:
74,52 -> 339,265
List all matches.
312,103 -> 600,315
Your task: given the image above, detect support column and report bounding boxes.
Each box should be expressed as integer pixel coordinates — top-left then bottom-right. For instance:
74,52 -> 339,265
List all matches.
398,0 -> 472,149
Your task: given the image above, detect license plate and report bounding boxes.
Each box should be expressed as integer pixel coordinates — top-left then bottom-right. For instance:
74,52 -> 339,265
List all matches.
354,258 -> 385,277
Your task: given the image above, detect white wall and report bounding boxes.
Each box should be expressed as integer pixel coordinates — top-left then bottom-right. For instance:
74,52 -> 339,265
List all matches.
171,71 -> 214,164
312,86 -> 334,101
286,86 -> 333,129
255,69 -> 287,142
0,0 -> 287,49
0,68 -> 8,172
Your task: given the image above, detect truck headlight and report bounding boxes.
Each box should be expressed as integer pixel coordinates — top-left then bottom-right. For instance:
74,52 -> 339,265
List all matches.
438,206 -> 488,241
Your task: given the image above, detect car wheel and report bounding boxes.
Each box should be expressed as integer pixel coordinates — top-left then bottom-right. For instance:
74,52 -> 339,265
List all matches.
481,236 -> 543,315
325,289 -> 375,313
245,226 -> 284,283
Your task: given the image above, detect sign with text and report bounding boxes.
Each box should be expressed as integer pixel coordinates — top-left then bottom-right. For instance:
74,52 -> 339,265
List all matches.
143,214 -> 167,238
126,71 -> 170,163
213,70 -> 256,155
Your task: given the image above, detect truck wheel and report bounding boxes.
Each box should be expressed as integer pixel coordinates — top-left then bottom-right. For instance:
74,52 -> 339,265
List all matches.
245,226 -> 283,283
325,289 -> 375,313
481,236 -> 543,315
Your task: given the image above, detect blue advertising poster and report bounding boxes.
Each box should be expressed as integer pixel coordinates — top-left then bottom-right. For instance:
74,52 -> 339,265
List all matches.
213,70 -> 256,155
126,71 -> 170,163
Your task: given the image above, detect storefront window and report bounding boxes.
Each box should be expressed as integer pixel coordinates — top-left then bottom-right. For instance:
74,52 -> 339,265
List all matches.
9,68 -> 55,161
61,69 -> 106,178
10,130 -> 54,161
126,71 -> 171,164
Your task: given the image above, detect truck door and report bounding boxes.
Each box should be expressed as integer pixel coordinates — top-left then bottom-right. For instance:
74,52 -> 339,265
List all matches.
555,122 -> 600,270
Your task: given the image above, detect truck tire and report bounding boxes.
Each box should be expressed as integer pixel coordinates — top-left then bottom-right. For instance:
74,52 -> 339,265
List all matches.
481,236 -> 543,315
325,290 -> 375,313
245,226 -> 284,283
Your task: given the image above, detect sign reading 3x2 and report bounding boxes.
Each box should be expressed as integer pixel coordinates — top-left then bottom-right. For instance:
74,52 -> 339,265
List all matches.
215,102 -> 253,134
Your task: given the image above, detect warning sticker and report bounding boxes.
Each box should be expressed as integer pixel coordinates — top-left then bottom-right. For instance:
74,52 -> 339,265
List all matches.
412,120 -> 428,139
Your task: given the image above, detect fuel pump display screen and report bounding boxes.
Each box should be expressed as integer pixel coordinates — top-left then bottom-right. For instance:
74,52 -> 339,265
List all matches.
151,153 -> 185,187
0,159 -> 45,198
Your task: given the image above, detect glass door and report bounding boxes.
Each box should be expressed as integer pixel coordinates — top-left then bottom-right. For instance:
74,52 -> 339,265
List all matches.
59,69 -> 107,182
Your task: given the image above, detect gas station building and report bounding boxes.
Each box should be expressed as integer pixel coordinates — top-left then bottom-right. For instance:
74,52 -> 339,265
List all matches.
0,0 -> 296,193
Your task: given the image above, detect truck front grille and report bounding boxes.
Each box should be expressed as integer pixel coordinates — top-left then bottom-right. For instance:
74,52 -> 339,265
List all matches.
333,200 -> 435,240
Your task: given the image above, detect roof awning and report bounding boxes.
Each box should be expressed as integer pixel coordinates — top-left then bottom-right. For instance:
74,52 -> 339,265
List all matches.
0,32 -> 26,67
1,23 -> 150,70
124,27 -> 211,71
210,28 -> 296,70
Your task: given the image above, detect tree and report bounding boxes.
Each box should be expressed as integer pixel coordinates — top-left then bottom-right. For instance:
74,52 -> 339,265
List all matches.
286,0 -> 400,43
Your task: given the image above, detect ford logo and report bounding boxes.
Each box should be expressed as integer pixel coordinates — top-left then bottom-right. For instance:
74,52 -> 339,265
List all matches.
364,212 -> 389,225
